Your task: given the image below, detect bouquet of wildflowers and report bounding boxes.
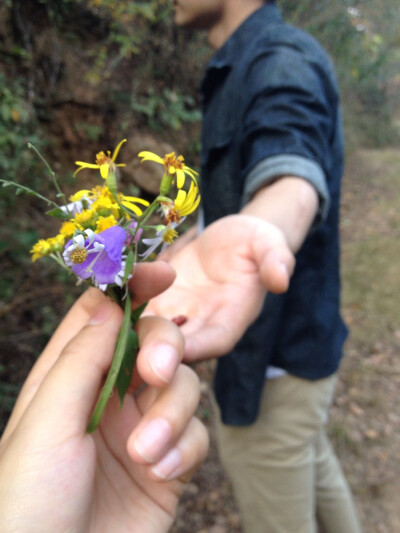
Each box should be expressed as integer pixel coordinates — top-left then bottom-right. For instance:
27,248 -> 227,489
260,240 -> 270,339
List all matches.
1,139 -> 200,431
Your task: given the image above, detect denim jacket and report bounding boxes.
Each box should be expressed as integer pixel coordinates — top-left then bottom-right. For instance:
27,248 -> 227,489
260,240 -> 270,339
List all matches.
201,4 -> 348,425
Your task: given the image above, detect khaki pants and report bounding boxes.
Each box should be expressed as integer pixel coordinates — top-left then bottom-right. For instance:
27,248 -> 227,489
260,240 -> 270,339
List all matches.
212,374 -> 362,533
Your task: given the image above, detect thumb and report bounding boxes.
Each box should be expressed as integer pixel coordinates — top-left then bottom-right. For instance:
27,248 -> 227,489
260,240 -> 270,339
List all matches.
20,298 -> 123,437
251,220 -> 296,293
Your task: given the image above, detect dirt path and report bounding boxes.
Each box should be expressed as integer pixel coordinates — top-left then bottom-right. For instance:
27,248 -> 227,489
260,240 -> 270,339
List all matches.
337,148 -> 400,533
171,147 -> 400,533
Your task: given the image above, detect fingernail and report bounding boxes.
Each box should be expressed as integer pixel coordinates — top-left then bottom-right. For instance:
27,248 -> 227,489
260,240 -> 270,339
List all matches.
152,448 -> 182,480
133,418 -> 172,463
88,301 -> 113,325
149,344 -> 180,383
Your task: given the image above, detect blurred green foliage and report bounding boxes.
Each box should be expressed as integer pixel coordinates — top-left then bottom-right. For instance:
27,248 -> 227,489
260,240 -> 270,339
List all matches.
0,73 -> 42,184
1,0 -> 398,168
131,88 -> 201,131
280,0 -> 400,146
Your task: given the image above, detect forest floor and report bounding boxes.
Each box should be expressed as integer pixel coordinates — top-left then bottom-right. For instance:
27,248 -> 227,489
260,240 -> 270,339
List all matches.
1,145 -> 400,533
171,146 -> 400,533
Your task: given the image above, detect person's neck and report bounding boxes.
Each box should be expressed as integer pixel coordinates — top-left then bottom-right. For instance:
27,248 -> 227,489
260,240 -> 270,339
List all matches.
208,1 -> 264,50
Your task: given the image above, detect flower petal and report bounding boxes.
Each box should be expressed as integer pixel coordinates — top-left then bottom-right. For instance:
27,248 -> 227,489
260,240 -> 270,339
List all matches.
174,189 -> 187,208
183,165 -> 199,177
111,139 -> 127,162
121,200 -> 143,216
96,226 -> 126,262
69,226 -> 127,285
70,189 -> 91,201
138,151 -> 164,165
74,162 -> 101,168
176,169 -> 185,189
99,163 -> 110,179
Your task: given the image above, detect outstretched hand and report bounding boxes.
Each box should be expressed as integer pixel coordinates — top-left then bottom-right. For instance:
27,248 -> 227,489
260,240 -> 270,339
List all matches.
0,262 -> 208,533
145,215 -> 295,361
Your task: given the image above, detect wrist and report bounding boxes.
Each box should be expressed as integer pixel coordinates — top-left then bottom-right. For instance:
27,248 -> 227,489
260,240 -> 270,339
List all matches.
241,176 -> 319,252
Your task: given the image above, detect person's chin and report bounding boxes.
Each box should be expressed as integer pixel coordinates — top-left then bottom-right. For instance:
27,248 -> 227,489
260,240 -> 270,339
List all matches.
174,18 -> 191,29
172,11 -> 183,26
175,17 -> 204,30
173,12 -> 189,27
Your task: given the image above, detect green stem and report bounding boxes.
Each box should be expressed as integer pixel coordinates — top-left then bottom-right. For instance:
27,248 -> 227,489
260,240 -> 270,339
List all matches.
49,252 -> 72,272
28,143 -> 71,216
159,173 -> 173,196
138,201 -> 160,226
0,179 -> 60,210
105,169 -> 118,198
138,194 -> 171,227
87,292 -> 132,433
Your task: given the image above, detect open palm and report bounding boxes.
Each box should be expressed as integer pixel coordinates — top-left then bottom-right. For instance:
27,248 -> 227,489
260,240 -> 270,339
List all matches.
146,215 -> 295,361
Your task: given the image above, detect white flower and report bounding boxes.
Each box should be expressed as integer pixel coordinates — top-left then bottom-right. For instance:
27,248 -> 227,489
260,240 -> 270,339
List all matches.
140,222 -> 182,260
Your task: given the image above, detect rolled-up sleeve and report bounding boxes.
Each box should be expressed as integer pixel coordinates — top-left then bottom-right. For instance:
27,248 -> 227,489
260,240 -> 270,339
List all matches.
240,45 -> 339,224
242,154 -> 330,224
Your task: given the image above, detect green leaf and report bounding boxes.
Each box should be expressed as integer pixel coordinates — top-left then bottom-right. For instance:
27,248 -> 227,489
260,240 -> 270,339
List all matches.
131,301 -> 148,323
87,292 -> 132,433
116,328 -> 138,405
115,299 -> 150,406
122,249 -> 135,285
0,179 -> 59,208
46,207 -> 70,219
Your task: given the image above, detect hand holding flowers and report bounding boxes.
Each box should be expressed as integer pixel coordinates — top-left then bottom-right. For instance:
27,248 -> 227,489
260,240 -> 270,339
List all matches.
1,139 -> 200,431
0,263 -> 208,533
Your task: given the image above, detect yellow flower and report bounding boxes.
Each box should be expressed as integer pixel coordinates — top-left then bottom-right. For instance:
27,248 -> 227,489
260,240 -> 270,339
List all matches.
74,139 -> 127,179
163,226 -> 178,244
91,196 -> 120,219
74,209 -> 96,229
95,185 -> 114,200
31,234 -> 66,262
163,181 -> 201,224
140,223 -> 181,260
118,194 -> 150,217
70,185 -> 112,203
59,221 -> 78,238
138,150 -> 198,189
49,234 -> 66,252
69,189 -> 92,202
31,239 -> 51,262
95,215 -> 118,233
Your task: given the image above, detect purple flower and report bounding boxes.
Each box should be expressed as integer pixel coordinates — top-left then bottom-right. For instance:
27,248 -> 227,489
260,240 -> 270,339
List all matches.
127,220 -> 143,244
63,227 -> 127,289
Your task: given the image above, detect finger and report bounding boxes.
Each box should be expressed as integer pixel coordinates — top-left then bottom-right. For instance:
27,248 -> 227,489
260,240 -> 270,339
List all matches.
4,263 -> 177,440
135,316 -> 184,386
150,417 -> 209,482
127,364 -> 200,464
177,312 -> 246,362
128,261 -> 176,306
259,244 -> 295,293
13,298 -> 123,438
43,262 -> 175,360
20,262 -> 175,394
183,324 -> 235,362
2,288 -> 106,439
35,288 -> 107,375
250,217 -> 295,293
178,290 -> 265,361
